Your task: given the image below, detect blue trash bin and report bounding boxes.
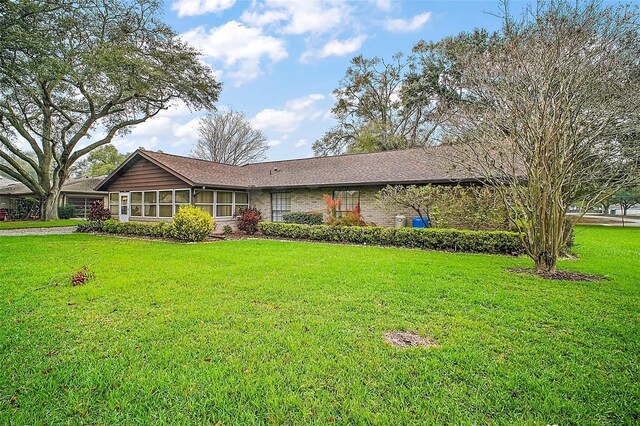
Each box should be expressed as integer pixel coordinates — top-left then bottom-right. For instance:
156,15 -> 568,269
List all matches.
412,217 -> 430,228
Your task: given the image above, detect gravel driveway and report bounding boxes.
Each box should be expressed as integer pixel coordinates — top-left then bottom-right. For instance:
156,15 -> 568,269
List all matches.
0,226 -> 77,236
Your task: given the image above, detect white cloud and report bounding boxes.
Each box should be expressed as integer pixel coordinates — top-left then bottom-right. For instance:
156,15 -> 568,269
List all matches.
251,109 -> 301,133
374,0 -> 391,11
301,35 -> 366,62
251,93 -> 326,134
285,93 -> 325,110
318,35 -> 367,58
172,0 -> 236,17
241,0 -> 351,35
267,139 -> 283,147
294,139 -> 308,147
383,12 -> 431,33
181,21 -> 287,84
240,9 -> 288,27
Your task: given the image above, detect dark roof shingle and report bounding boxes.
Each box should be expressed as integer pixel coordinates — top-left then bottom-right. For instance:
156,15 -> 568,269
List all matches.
116,144 -> 478,190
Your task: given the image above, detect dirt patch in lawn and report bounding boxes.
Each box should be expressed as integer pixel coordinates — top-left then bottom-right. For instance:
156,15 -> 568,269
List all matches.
508,268 -> 606,282
384,331 -> 440,349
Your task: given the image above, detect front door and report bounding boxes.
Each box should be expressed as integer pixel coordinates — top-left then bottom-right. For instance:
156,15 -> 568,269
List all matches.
119,192 -> 130,222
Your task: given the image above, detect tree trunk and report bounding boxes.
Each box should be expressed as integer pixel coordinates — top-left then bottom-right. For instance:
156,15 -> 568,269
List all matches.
535,252 -> 557,273
42,190 -> 61,221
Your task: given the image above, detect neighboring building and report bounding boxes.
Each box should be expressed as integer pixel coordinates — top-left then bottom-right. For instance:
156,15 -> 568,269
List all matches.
0,176 -> 108,219
96,145 -> 481,230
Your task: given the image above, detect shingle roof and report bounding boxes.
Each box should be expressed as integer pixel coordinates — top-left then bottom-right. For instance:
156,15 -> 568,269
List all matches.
242,145 -> 478,188
142,151 -> 249,187
0,176 -> 107,195
107,144 -> 480,191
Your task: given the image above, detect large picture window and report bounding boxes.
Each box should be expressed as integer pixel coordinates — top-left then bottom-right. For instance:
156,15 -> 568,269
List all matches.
333,190 -> 360,214
144,191 -> 157,217
216,191 -> 233,217
194,190 -> 214,216
194,190 -> 249,218
158,190 -> 173,218
234,192 -> 249,214
108,193 -> 119,216
174,189 -> 191,214
271,192 -> 291,222
130,192 -> 143,217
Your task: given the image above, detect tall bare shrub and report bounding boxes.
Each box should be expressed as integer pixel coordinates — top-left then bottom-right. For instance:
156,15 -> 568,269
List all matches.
447,1 -> 640,272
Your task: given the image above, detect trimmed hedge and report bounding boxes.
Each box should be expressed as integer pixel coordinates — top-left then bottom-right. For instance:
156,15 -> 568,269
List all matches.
77,218 -> 212,242
282,211 -> 324,225
258,222 -> 524,255
57,205 -> 75,219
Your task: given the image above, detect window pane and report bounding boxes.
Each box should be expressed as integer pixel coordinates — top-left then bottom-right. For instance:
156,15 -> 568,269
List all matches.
144,205 -> 157,217
109,204 -> 118,213
109,193 -> 119,202
216,205 -> 233,217
271,192 -> 291,222
235,204 -> 249,215
144,191 -> 157,204
159,205 -> 173,217
217,191 -> 232,204
159,191 -> 173,203
175,190 -> 190,203
195,190 -> 214,204
130,192 -> 142,204
235,192 -> 248,204
196,205 -> 213,216
333,190 -> 360,211
131,205 -> 142,216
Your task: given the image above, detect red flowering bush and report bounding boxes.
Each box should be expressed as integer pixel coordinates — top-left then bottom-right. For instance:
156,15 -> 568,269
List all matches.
236,206 -> 262,234
88,200 -> 111,221
323,194 -> 366,226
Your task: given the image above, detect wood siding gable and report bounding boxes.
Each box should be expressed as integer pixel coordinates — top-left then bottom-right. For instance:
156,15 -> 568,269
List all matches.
106,157 -> 190,191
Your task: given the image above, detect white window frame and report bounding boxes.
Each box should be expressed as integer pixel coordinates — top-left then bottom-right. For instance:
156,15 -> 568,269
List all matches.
157,189 -> 174,218
129,191 -> 143,217
173,188 -> 192,215
143,191 -> 158,218
108,192 -> 119,216
271,192 -> 292,222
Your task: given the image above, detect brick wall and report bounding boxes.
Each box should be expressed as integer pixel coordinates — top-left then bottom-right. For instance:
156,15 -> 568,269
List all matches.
249,186 -> 417,227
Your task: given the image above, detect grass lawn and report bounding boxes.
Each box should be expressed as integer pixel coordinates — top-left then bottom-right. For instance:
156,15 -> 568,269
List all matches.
0,219 -> 83,230
1,226 -> 638,424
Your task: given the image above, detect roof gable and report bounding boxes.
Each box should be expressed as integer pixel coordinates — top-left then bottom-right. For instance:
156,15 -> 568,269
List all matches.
95,145 -> 480,192
95,151 -> 193,191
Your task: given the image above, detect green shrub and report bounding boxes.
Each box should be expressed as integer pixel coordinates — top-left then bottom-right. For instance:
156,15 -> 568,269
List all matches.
282,211 -> 324,225
173,205 -> 214,242
57,205 -> 75,219
258,222 -> 524,255
223,224 -> 233,235
77,219 -> 179,241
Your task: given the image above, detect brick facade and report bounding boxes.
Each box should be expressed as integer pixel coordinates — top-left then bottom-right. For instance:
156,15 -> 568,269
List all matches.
249,186 -> 417,228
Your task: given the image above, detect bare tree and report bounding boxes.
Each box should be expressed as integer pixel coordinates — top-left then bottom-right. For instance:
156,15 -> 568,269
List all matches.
448,0 -> 640,272
192,111 -> 268,165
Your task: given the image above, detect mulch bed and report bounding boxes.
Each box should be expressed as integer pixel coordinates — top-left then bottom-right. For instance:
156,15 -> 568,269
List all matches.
508,268 -> 606,282
384,331 -> 440,349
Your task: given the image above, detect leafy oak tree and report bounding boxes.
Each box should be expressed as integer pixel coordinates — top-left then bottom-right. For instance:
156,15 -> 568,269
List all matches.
0,0 -> 221,219
313,31 -> 489,157
447,0 -> 640,272
72,145 -> 129,178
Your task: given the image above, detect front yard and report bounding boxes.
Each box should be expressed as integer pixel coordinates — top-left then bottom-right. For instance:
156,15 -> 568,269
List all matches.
1,226 -> 638,424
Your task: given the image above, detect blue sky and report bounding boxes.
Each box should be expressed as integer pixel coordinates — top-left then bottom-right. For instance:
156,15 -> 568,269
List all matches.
114,0 -> 519,160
